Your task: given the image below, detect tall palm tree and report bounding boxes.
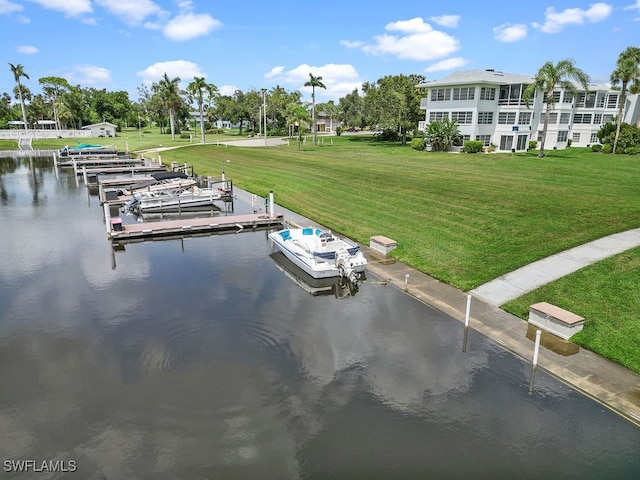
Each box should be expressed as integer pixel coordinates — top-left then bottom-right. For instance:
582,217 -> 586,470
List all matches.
523,59 -> 590,158
187,76 -> 218,144
610,47 -> 640,154
8,63 -> 29,131
304,73 -> 326,145
286,102 -> 311,150
156,73 -> 182,141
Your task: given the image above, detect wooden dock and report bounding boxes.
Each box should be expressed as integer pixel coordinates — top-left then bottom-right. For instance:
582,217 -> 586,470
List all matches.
108,212 -> 284,242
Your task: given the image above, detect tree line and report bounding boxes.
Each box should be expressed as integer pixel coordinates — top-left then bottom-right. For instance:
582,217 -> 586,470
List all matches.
3,63 -> 427,146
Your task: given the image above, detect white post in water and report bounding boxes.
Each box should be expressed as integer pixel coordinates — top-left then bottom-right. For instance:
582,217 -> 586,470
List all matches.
158,153 -> 162,165
269,190 -> 274,217
53,151 -> 57,167
463,294 -> 471,352
82,166 -> 88,185
104,202 -> 112,235
529,330 -> 542,393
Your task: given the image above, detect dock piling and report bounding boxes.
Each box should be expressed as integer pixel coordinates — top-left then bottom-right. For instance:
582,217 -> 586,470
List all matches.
529,330 -> 542,393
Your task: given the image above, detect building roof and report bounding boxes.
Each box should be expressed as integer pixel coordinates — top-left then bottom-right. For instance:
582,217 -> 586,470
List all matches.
81,122 -> 117,129
417,70 -> 534,88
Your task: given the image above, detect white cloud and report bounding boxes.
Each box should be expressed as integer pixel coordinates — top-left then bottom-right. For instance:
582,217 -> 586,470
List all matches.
94,0 -> 167,26
163,12 -> 222,41
340,40 -> 364,49
624,0 -> 640,19
356,17 -> 459,61
424,57 -> 468,72
0,0 -> 22,14
263,63 -> 362,101
137,60 -> 206,86
26,0 -> 91,16
532,2 -> 612,33
264,66 -> 285,79
65,65 -> 112,86
218,84 -> 238,96
428,15 -> 460,28
493,23 -> 528,42
17,45 -> 39,54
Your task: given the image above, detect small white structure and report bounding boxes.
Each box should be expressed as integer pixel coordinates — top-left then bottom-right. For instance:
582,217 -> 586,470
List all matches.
370,235 -> 398,255
81,122 -> 117,137
528,302 -> 585,340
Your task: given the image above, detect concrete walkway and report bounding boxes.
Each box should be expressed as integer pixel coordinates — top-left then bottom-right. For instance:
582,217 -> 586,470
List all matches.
471,228 -> 640,306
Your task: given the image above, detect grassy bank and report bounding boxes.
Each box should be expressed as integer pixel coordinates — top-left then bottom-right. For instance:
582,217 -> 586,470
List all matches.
156,137 -> 640,291
503,248 -> 640,372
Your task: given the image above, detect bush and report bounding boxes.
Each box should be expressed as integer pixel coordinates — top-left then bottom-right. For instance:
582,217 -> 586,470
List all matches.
591,144 -> 602,152
335,126 -> 343,136
567,139 -> 572,147
411,137 -> 426,150
625,146 -> 639,155
374,128 -> 400,142
205,128 -> 224,134
528,140 -> 537,151
463,140 -> 483,153
601,143 -> 612,154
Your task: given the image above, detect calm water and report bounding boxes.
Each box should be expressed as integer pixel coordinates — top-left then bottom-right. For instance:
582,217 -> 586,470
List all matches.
1,156 -> 639,480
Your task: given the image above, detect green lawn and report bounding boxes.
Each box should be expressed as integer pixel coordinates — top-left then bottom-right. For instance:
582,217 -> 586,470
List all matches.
155,137 -> 640,292
503,248 -> 640,373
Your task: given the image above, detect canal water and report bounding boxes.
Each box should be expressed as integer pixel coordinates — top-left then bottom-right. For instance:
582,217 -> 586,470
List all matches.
1,156 -> 639,479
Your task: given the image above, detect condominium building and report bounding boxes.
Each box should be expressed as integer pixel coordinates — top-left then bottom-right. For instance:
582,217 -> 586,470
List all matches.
417,69 -> 640,152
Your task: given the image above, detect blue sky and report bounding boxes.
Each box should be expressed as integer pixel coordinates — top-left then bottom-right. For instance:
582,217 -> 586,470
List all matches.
1,0 -> 639,104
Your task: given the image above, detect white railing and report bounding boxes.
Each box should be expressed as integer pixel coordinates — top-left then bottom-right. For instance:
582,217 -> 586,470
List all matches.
0,129 -> 91,140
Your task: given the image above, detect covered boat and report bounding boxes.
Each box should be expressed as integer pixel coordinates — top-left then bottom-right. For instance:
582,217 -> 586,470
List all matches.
126,186 -> 222,213
268,227 -> 367,282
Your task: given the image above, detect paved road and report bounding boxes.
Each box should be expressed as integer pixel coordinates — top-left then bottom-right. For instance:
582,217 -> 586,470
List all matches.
470,228 -> 640,306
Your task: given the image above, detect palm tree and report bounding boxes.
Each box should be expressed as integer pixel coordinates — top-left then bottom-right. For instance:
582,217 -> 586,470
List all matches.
286,103 -> 311,150
156,73 -> 182,141
8,63 -> 29,131
187,76 -> 218,144
610,47 -> 640,154
304,73 -> 326,145
523,59 -> 590,158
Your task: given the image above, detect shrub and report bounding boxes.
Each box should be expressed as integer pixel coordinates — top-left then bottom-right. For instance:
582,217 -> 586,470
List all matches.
205,127 -> 224,134
463,140 -> 484,153
335,126 -> 343,136
591,144 -> 602,152
601,143 -> 612,154
374,128 -> 400,142
567,139 -> 572,147
528,140 -> 537,151
411,137 -> 426,150
625,146 -> 639,155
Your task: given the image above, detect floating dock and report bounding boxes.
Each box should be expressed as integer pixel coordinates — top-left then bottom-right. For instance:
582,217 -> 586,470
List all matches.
108,212 -> 284,242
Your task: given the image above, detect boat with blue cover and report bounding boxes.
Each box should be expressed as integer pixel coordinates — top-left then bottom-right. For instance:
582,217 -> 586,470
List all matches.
268,226 -> 367,282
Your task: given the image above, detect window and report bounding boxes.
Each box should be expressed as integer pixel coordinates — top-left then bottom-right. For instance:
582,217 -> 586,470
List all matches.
430,88 -> 451,101
517,112 -> 531,125
607,94 -> 618,109
452,87 -> 475,101
596,93 -> 606,108
593,114 -> 602,124
499,135 -> 513,150
540,112 -> 558,124
478,112 -> 493,124
498,112 -> 516,124
590,133 -> 599,143
572,132 -> 581,143
602,114 -> 614,123
585,92 -> 596,108
557,131 -> 568,142
475,135 -> 491,146
573,113 -> 592,124
461,134 -> 471,142
547,91 -> 561,103
537,131 -> 544,142
451,111 -> 472,124
562,93 -> 573,104
559,113 -> 571,124
576,93 -> 586,107
480,87 -> 496,101
429,111 -> 449,122
516,134 -> 528,150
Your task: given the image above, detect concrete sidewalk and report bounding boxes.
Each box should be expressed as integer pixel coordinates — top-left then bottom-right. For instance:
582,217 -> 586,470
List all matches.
471,228 -> 640,306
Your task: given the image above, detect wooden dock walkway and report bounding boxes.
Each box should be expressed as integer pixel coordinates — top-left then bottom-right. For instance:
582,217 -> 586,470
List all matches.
108,212 -> 284,242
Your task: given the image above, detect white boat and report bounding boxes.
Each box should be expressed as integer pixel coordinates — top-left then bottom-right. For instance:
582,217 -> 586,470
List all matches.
268,227 -> 367,282
127,186 -> 222,213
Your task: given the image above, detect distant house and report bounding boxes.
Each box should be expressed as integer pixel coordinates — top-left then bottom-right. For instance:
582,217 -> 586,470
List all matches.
316,111 -> 342,133
34,120 -> 56,129
81,122 -> 117,137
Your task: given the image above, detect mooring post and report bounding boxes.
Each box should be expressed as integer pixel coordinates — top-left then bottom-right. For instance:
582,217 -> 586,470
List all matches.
463,294 -> 471,352
53,151 -> 57,167
103,202 -> 111,235
269,190 -> 274,217
82,166 -> 88,186
529,330 -> 542,394
72,157 -> 78,176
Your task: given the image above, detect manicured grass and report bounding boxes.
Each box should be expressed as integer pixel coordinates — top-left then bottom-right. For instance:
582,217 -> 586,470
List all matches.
503,248 -> 640,373
21,127 -> 246,152
156,138 -> 640,292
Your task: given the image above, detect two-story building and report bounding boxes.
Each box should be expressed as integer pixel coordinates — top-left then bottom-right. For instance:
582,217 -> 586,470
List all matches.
417,69 -> 640,152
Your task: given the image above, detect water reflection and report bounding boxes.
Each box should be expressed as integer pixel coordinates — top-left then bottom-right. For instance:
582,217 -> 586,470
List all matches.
0,158 -> 639,479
